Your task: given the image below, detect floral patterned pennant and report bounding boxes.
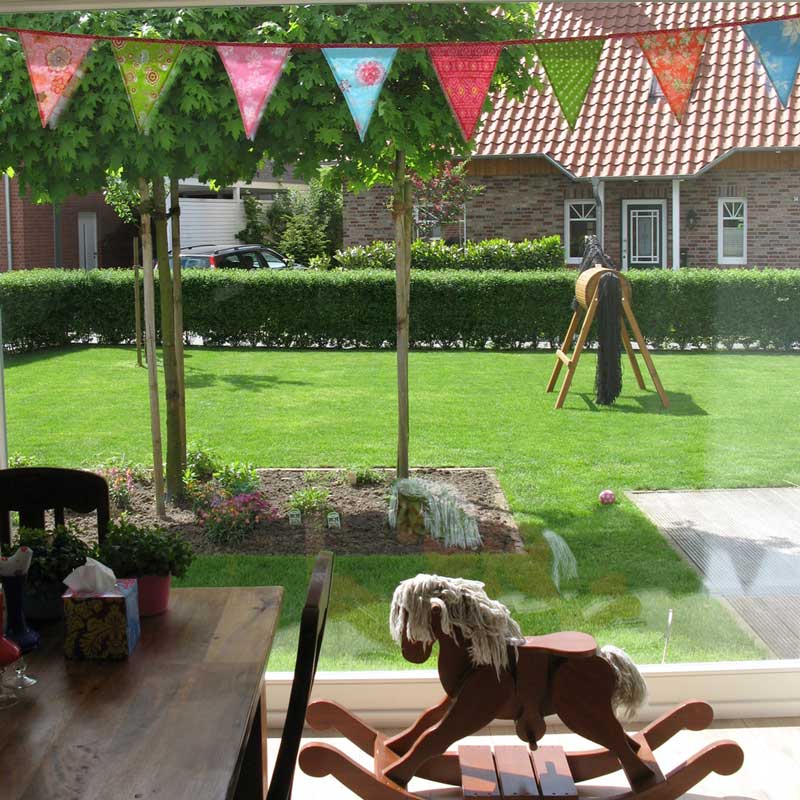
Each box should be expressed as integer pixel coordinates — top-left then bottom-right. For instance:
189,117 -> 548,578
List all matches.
534,39 -> 604,129
428,44 -> 503,141
636,29 -> 709,121
323,48 -> 397,141
744,19 -> 800,106
112,40 -> 183,133
216,45 -> 290,140
20,32 -> 95,128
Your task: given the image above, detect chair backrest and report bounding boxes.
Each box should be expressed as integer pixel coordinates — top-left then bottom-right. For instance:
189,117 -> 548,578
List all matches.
266,550 -> 334,800
0,467 -> 111,550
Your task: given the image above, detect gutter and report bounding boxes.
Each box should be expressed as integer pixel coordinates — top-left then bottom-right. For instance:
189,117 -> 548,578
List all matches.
3,174 -> 12,271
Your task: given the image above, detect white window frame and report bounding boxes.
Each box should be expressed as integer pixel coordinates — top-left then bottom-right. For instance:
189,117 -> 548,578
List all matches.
717,197 -> 747,265
563,199 -> 597,265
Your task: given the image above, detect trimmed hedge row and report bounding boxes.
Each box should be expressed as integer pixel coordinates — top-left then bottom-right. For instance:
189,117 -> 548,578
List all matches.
324,236 -> 565,271
0,267 -> 798,351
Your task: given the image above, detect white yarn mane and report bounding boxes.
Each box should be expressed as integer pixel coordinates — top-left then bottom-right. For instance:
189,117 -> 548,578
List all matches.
390,573 -> 524,674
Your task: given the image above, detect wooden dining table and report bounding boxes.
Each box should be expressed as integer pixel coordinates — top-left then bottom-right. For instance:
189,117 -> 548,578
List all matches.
1,585 -> 283,800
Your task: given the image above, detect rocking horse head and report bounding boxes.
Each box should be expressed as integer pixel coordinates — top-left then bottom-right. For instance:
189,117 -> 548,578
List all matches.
389,574 -> 524,674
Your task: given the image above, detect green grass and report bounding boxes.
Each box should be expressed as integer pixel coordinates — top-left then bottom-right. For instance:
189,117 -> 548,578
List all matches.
7,345 -> 799,669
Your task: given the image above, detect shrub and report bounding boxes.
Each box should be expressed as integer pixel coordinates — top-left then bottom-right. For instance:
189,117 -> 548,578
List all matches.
212,462 -> 260,496
279,213 -> 329,265
332,236 -> 565,271
197,491 -> 278,545
346,467 -> 384,486
19,525 -> 90,589
1,267 -> 799,351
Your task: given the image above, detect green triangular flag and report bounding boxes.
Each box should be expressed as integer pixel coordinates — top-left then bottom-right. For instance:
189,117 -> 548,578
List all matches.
112,39 -> 183,133
535,39 -> 604,129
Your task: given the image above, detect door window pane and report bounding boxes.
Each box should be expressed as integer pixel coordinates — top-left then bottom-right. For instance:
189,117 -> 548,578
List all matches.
566,201 -> 597,261
720,199 -> 746,261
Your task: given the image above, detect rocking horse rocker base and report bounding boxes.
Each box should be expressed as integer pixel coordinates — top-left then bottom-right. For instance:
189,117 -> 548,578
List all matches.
299,699 -> 743,800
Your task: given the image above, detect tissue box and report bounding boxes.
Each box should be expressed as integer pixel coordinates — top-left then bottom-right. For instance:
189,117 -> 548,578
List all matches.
63,579 -> 141,660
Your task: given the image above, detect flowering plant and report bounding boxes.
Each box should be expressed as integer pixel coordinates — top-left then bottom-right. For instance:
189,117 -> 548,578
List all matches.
197,491 -> 278,546
98,465 -> 135,511
409,160 -> 484,238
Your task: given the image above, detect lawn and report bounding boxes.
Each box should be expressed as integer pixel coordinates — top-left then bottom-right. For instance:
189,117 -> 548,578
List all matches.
6,346 -> 799,669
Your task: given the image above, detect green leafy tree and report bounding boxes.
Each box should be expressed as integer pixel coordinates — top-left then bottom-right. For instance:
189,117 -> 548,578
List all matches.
279,214 -> 329,265
0,4 -> 539,481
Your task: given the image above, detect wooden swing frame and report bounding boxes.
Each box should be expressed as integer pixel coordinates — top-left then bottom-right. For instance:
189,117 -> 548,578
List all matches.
546,267 -> 669,410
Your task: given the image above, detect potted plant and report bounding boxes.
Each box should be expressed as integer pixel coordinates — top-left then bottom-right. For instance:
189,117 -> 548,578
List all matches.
19,526 -> 90,621
94,519 -> 194,617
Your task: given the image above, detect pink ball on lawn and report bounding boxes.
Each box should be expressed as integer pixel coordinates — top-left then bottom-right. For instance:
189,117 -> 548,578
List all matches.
599,489 -> 616,505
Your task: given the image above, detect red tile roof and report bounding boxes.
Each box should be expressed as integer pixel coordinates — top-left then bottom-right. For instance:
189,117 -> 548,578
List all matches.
475,1 -> 800,177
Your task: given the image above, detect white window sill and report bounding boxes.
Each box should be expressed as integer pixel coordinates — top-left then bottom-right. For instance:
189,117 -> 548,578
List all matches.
265,659 -> 800,728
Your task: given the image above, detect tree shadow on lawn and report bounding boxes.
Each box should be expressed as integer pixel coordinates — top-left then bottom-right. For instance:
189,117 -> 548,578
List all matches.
574,390 -> 707,416
183,367 -> 310,391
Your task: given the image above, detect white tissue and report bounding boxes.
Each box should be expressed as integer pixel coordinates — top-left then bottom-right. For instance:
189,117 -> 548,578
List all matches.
64,558 -> 118,594
0,546 -> 33,576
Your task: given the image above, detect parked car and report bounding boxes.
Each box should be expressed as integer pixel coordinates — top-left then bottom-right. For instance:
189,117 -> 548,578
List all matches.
172,244 -> 305,270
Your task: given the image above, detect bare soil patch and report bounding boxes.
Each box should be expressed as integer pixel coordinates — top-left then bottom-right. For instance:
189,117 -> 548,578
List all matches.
99,468 -> 523,556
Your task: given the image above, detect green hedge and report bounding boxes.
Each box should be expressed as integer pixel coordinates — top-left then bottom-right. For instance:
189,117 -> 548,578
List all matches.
0,267 -> 798,351
327,236 -> 565,271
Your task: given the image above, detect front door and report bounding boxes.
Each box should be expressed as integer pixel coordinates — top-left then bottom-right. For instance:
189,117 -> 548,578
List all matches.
622,200 -> 666,269
78,212 -> 98,270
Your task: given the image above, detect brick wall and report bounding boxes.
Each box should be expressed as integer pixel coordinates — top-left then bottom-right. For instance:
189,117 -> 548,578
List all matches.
0,178 -> 134,271
343,166 -> 800,269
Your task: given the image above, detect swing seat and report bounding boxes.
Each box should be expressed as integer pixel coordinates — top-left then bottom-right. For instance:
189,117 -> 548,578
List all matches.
299,699 -> 744,800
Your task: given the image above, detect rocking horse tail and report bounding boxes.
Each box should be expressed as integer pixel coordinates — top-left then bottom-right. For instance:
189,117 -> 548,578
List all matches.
600,645 -> 648,720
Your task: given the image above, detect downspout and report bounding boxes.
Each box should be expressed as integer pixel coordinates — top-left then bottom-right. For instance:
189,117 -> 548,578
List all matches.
4,174 -> 12,271
590,177 -> 605,250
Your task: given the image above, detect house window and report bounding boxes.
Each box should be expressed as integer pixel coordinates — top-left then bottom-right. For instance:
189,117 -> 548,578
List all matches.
648,73 -> 665,101
564,200 -> 597,263
718,198 -> 747,265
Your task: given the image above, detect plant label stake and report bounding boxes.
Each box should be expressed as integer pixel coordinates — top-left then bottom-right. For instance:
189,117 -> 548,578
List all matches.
326,511 -> 341,530
289,509 -> 302,527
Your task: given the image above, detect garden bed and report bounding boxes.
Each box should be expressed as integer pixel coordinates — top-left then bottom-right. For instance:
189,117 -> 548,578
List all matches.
95,468 -> 523,556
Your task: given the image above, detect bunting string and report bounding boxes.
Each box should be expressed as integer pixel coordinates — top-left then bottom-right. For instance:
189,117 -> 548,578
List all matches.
3,9 -> 800,138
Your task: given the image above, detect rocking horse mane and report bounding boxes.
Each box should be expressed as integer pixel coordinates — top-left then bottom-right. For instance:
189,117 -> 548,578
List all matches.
390,574 -> 524,674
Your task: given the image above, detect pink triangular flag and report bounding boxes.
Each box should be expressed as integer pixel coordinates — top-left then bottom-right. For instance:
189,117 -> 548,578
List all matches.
429,44 -> 503,140
20,32 -> 95,128
217,45 -> 290,140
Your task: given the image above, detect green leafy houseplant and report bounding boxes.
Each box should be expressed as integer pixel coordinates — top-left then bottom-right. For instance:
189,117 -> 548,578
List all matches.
94,519 -> 194,579
18,526 -> 90,619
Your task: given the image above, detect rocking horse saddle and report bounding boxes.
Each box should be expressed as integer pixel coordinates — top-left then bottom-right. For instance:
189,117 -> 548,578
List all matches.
519,630 -> 597,658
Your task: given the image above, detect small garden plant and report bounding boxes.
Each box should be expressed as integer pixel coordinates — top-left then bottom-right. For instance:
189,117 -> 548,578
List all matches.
212,461 -> 260,496
96,464 -> 135,511
197,492 -> 279,545
346,466 -> 384,487
186,441 -> 221,482
288,486 -> 332,515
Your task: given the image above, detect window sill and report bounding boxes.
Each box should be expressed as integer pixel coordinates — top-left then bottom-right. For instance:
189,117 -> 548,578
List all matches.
265,659 -> 800,728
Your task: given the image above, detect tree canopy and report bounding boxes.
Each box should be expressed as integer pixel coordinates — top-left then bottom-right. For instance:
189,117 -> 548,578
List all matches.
0,5 -> 540,199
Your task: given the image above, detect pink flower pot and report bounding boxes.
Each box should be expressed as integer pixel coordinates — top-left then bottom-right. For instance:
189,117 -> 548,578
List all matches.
136,575 -> 171,617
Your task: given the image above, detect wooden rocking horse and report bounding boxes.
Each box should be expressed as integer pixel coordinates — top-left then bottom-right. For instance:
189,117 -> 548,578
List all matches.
299,575 -> 743,800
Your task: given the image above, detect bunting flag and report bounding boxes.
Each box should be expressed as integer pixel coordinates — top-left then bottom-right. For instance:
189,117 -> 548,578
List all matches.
323,47 -> 397,141
19,32 -> 95,128
534,39 -> 604,129
636,29 -> 709,120
429,44 -> 503,141
743,19 -> 800,106
112,40 -> 183,132
217,45 -> 290,140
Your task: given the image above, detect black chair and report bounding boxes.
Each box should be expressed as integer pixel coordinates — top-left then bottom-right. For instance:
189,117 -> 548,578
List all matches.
266,550 -> 334,800
0,467 -> 111,550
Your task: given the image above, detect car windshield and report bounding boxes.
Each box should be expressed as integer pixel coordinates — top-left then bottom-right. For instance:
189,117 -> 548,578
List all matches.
179,256 -> 212,269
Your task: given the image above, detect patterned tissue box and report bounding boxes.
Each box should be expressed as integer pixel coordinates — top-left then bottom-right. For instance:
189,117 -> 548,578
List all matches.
63,578 -> 141,660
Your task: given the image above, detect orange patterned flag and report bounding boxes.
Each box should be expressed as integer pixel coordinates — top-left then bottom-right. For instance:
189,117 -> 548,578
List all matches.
20,32 -> 95,128
429,44 -> 503,141
636,29 -> 709,121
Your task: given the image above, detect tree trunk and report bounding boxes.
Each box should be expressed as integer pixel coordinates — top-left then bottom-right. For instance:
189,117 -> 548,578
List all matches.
138,179 -> 165,519
152,179 -> 182,501
392,150 -> 412,479
169,177 -> 187,469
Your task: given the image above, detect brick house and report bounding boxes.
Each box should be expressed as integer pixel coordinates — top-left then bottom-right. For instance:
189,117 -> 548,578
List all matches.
344,0 -> 800,269
0,177 -> 135,271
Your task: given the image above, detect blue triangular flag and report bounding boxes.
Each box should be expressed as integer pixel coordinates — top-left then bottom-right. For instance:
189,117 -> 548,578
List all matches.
323,47 -> 397,141
744,19 -> 800,106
